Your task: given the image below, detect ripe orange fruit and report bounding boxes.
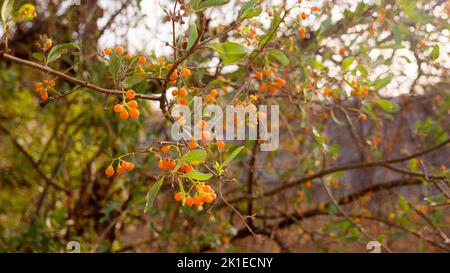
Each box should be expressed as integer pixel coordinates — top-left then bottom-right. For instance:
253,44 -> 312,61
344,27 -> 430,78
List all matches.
203,185 -> 213,193
222,86 -> 229,93
262,68 -> 271,77
275,78 -> 286,88
171,89 -> 178,96
40,91 -> 49,101
204,195 -> 213,203
113,104 -> 123,113
188,139 -> 197,149
125,89 -> 135,99
216,140 -> 225,150
48,80 -> 56,88
201,131 -> 210,141
105,166 -> 114,177
181,67 -> 191,78
197,119 -> 207,129
127,100 -> 138,108
179,99 -> 189,105
126,162 -> 135,171
174,192 -> 183,202
185,196 -> 194,207
161,145 -> 170,154
120,110 -> 129,120
116,166 -> 124,175
166,63 -> 174,71
210,192 -> 217,200
339,47 -> 346,56
299,26 -> 306,39
178,87 -> 187,97
104,48 -> 112,55
121,161 -> 130,170
268,84 -> 277,93
258,83 -> 267,93
125,53 -> 132,60
255,71 -> 263,80
359,113 -> 367,121
129,108 -> 140,119
312,6 -> 318,12
301,12 -> 307,20
138,56 -> 146,65
115,46 -> 124,54
209,89 -> 218,97
170,70 -> 178,80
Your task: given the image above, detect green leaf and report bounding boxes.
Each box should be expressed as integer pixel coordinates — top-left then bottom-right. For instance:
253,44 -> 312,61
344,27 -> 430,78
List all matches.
180,149 -> 207,164
268,48 -> 289,66
430,45 -> 440,61
209,42 -> 249,65
144,177 -> 164,213
220,146 -> 244,169
109,54 -> 120,79
398,194 -> 410,214
193,0 -> 230,11
179,181 -> 186,205
32,52 -> 44,62
373,73 -> 394,90
310,60 -> 325,70
46,43 -> 80,64
186,23 -> 198,50
398,0 -> 421,23
374,99 -> 400,113
259,7 -> 279,46
341,56 -> 354,70
238,0 -> 262,19
183,169 -> 213,181
124,74 -> 148,88
1,0 -> 13,25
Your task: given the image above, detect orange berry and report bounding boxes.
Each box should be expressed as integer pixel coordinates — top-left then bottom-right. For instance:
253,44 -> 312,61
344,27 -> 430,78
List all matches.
216,140 -> 225,150
222,86 -> 229,93
174,192 -> 183,202
204,195 -> 213,204
170,70 -> 179,80
161,145 -> 171,154
171,89 -> 178,96
119,110 -> 129,120
44,38 -> 52,50
262,69 -> 271,77
178,87 -> 188,97
255,71 -> 263,80
209,89 -> 218,97
182,67 -> 191,78
301,12 -> 307,20
115,46 -> 124,54
275,78 -> 286,88
105,166 -> 114,177
188,139 -> 197,149
114,104 -> 123,113
311,6 -> 318,12
258,83 -> 267,93
116,166 -> 124,175
201,131 -> 210,141
125,89 -> 135,99
125,53 -> 132,60
166,63 -> 174,70
138,67 -> 145,75
203,185 -> 213,193
128,100 -> 138,108
197,119 -> 207,129
138,56 -> 146,65
48,80 -> 56,88
339,47 -> 346,56
129,108 -> 140,119
40,91 -> 49,101
168,79 -> 177,85
268,84 -> 278,93
299,26 -> 306,39
359,113 -> 367,121
43,80 -> 48,85
121,161 -> 130,170
179,99 -> 189,106
126,162 -> 135,171
104,48 -> 112,55
210,192 -> 217,200
185,196 -> 194,207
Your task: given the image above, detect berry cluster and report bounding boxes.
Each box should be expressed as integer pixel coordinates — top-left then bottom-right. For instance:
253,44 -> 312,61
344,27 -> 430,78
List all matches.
255,64 -> 286,94
105,160 -> 135,177
158,157 -> 176,171
35,80 -> 56,101
113,89 -> 140,120
174,184 -> 217,208
350,81 -> 369,97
